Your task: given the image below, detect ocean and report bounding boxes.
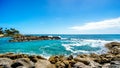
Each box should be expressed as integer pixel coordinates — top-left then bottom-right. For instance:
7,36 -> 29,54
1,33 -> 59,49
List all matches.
0,34 -> 120,58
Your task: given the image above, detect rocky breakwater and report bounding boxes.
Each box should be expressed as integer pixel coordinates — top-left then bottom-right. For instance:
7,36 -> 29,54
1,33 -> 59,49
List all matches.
9,35 -> 61,42
0,42 -> 120,68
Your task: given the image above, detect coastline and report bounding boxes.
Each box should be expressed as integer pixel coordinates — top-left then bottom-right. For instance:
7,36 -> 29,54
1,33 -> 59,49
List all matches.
0,42 -> 120,68
0,34 -> 4,37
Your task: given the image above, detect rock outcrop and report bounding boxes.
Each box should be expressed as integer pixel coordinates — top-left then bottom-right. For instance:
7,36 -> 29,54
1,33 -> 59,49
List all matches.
9,35 -> 61,42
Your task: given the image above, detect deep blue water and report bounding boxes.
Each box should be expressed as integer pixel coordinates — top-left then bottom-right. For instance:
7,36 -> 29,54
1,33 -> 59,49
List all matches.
0,34 -> 120,58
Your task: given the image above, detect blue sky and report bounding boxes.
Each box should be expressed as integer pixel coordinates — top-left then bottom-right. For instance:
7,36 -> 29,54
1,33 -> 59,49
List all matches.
0,0 -> 120,34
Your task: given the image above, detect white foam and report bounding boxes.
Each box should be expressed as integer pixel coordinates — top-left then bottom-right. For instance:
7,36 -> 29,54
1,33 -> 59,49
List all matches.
62,39 -> 120,54
61,38 -> 68,40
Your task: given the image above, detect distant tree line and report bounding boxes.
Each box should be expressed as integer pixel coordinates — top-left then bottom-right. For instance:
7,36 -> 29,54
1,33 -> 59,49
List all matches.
0,27 -> 20,36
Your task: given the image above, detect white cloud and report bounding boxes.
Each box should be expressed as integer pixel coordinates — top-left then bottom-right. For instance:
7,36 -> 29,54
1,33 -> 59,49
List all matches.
70,17 -> 120,31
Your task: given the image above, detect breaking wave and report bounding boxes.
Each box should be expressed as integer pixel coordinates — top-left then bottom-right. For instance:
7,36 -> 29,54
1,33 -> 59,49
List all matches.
61,38 -> 119,55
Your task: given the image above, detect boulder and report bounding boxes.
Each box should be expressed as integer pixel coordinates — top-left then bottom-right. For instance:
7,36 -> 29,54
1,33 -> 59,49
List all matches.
105,42 -> 120,50
68,60 -> 76,67
67,55 -> 73,60
35,59 -> 56,68
110,61 -> 120,68
0,58 -> 13,68
73,62 -> 90,68
28,55 -> 46,63
74,57 -> 90,65
48,56 -> 59,64
89,60 -> 102,68
11,58 -> 34,68
55,61 -> 66,68
62,60 -> 71,68
102,63 -> 110,68
99,56 -> 110,64
109,48 -> 120,55
28,56 -> 38,63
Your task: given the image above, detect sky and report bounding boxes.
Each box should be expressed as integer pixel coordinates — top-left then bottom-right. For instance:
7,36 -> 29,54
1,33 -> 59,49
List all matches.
0,0 -> 120,34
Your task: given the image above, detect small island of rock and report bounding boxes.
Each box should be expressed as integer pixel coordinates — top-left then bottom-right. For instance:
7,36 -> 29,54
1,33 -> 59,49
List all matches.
9,35 -> 61,42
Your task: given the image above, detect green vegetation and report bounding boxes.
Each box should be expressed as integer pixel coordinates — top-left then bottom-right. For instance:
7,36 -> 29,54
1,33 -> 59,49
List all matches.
0,28 -> 4,34
0,27 -> 21,37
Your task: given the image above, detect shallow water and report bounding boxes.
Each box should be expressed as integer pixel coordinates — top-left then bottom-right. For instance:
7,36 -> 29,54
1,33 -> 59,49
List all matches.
0,34 -> 120,58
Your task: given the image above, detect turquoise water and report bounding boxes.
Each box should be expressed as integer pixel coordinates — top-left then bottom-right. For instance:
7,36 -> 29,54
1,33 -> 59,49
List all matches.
0,34 -> 120,58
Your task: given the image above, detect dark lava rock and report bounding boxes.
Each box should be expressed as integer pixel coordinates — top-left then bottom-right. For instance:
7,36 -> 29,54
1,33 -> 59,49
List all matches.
9,35 -> 61,42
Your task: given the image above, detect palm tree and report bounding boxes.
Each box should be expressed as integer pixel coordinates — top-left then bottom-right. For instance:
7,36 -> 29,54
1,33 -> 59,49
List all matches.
4,28 -> 20,36
0,27 -> 3,34
10,28 -> 19,34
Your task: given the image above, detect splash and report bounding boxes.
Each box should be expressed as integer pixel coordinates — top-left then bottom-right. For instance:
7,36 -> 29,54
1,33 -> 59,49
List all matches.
61,39 -> 119,55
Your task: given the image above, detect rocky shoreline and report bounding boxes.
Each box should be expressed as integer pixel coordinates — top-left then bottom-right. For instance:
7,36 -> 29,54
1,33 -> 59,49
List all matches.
9,35 -> 61,42
0,42 -> 120,68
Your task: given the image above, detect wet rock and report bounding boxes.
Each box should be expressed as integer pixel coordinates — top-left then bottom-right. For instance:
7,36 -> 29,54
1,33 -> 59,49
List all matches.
0,58 -> 13,68
35,59 -> 56,68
